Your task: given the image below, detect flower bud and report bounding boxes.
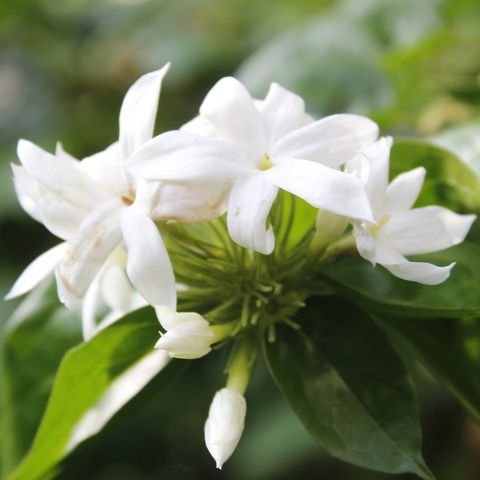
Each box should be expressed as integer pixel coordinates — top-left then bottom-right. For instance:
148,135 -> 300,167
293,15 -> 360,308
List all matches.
204,388 -> 246,469
154,306 -> 215,359
315,209 -> 348,244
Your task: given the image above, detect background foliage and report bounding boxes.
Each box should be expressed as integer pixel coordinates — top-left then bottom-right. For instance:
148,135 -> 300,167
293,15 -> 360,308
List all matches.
1,0 -> 480,479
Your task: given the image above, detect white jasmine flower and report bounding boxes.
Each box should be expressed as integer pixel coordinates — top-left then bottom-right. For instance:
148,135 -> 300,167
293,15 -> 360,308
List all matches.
128,78 -> 379,254
353,137 -> 476,285
204,387 -> 246,469
154,306 -> 215,359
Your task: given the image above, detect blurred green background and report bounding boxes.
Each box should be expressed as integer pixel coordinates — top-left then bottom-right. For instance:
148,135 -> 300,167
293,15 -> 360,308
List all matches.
1,0 -> 480,479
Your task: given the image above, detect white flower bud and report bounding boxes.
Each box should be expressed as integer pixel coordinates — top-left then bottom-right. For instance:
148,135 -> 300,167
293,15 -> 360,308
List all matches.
204,388 -> 246,469
315,209 -> 348,244
154,306 -> 215,359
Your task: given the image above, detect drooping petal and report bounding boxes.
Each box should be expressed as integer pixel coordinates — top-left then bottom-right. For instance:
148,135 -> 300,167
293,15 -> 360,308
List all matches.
378,206 -> 476,256
264,159 -> 374,222
80,142 -> 129,197
136,179 -> 227,223
5,243 -> 68,300
271,114 -> 379,167
352,222 -> 377,265
12,164 -> 87,240
127,131 -> 251,181
82,274 -> 102,340
383,167 -> 426,216
199,77 -> 268,159
258,82 -> 308,144
363,137 -> 393,218
17,139 -> 109,209
121,204 -> 176,309
57,200 -> 124,307
384,261 -> 455,285
119,63 -> 170,159
227,175 -> 278,255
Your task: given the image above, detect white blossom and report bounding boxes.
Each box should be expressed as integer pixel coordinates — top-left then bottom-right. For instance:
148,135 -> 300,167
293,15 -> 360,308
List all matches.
154,306 -> 215,359
128,77 -> 379,254
204,387 -> 246,469
353,137 -> 476,284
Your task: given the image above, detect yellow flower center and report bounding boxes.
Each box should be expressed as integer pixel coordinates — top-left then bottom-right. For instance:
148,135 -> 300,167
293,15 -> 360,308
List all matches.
258,153 -> 272,171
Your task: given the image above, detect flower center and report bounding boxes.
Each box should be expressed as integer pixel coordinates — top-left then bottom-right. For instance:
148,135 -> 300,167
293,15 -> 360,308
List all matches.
258,153 -> 272,171
121,189 -> 136,206
370,214 -> 390,234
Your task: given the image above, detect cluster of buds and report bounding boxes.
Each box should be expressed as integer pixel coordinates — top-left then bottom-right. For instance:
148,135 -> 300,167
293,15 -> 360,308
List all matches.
6,63 -> 476,467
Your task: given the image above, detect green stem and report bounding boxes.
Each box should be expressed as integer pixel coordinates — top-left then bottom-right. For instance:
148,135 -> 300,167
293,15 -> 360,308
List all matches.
226,337 -> 257,395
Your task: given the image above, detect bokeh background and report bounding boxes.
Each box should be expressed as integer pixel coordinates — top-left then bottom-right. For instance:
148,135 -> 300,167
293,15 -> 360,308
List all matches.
1,0 -> 480,479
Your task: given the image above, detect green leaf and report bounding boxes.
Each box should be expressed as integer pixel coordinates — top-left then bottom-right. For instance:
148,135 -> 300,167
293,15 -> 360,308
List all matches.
374,313 -> 480,422
321,242 -> 480,319
264,296 -> 432,479
9,307 -> 168,480
0,282 -> 81,479
390,138 -> 480,213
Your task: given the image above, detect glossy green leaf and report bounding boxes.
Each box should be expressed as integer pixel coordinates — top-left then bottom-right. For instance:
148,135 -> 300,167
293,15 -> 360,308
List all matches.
374,314 -> 480,422
0,282 -> 81,479
321,242 -> 480,319
264,296 -> 432,479
10,307 -> 168,480
390,138 -> 480,213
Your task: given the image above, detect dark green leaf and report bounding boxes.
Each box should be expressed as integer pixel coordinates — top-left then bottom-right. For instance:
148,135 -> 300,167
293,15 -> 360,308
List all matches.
264,296 -> 432,479
10,306 -> 167,480
374,313 -> 480,422
390,138 -> 480,213
321,242 -> 480,319
0,282 -> 81,478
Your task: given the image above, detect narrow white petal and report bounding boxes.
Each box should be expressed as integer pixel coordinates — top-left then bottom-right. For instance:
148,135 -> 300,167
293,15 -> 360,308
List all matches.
383,167 -> 426,216
121,204 -> 176,309
5,243 -> 67,300
119,63 -> 170,159
180,115 -> 218,137
271,114 -> 379,167
11,164 -> 42,222
12,164 -> 87,240
227,175 -> 278,254
384,261 -> 455,285
127,131 -> 251,181
137,179 -> 227,223
57,201 -> 124,303
82,274 -> 102,340
264,159 -> 374,222
100,264 -> 139,312
258,83 -> 308,144
80,142 -> 129,197
363,137 -> 393,218
55,142 -> 78,162
17,139 -> 109,209
199,77 -> 268,158
378,207 -> 476,256
353,222 -> 377,265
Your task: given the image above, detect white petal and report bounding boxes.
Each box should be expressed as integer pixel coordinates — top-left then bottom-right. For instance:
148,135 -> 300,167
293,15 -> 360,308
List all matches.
264,159 -> 374,222
199,77 -> 268,158
227,175 -> 278,254
80,142 -> 129,197
127,131 -> 251,181
258,83 -> 308,144
271,114 -> 379,167
82,274 -> 102,340
384,261 -> 455,285
121,204 -> 176,309
12,164 -> 87,240
383,167 -> 426,216
119,63 -> 170,159
55,142 -> 78,162
204,388 -> 246,469
136,179 -> 227,223
17,139 -> 109,209
57,201 -> 124,304
5,243 -> 68,300
363,137 -> 393,218
378,207 -> 476,256
180,115 -> 218,137
353,222 -> 377,265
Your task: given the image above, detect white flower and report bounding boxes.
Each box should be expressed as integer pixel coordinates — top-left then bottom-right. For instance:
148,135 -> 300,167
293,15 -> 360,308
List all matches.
353,137 -> 476,285
204,387 -> 246,469
128,77 -> 379,254
7,65 -> 217,335
154,306 -> 215,359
